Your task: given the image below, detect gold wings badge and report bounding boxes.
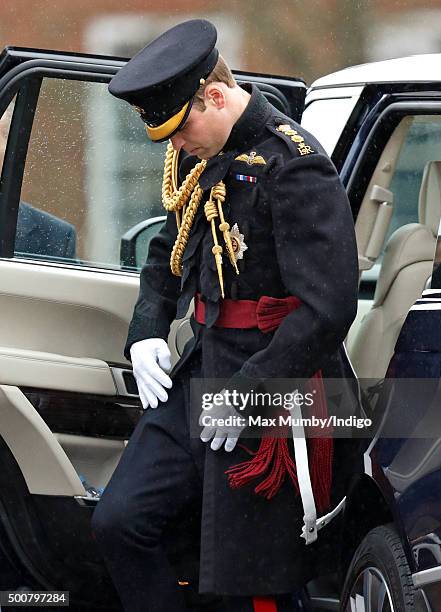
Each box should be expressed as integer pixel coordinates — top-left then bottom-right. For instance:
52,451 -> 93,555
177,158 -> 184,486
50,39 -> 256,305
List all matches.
235,151 -> 266,166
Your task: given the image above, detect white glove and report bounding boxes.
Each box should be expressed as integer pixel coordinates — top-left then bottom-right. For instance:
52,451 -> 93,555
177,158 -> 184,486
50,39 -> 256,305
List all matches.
130,338 -> 173,409
199,389 -> 247,452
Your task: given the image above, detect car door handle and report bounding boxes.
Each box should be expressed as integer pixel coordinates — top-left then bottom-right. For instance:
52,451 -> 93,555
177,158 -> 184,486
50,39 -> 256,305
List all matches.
109,366 -> 139,397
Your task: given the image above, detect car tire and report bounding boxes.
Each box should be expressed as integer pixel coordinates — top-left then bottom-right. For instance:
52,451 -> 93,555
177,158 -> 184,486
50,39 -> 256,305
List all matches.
340,524 -> 415,611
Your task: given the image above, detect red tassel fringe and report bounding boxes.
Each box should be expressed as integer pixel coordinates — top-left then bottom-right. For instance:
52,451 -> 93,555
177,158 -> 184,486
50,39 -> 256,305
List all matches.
225,371 -> 333,514
226,437 -> 300,500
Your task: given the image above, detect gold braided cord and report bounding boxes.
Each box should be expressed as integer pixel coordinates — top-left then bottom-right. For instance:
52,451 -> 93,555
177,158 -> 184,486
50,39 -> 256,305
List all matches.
212,181 -> 239,275
162,142 -> 207,276
203,199 -> 218,222
161,142 -> 240,296
204,197 -> 225,298
171,145 -> 180,228
170,184 -> 204,277
172,146 -> 178,192
162,142 -> 207,213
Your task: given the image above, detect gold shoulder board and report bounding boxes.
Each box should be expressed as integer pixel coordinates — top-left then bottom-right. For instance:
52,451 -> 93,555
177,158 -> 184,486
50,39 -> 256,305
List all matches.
276,124 -> 314,156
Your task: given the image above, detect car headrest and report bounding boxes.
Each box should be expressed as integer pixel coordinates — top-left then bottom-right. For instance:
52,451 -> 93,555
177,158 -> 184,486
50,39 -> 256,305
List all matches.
418,161 -> 441,237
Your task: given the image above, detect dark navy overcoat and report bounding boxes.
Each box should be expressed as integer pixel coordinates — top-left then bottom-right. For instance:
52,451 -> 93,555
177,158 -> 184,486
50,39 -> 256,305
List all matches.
124,84 -> 363,595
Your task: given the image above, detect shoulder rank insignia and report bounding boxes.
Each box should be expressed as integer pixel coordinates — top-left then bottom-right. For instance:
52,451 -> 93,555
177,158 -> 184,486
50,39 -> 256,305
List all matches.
235,151 -> 266,165
276,124 -> 314,156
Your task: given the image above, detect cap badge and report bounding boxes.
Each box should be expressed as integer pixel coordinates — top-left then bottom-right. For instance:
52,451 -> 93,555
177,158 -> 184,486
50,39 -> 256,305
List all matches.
235,151 -> 266,166
132,105 -> 146,115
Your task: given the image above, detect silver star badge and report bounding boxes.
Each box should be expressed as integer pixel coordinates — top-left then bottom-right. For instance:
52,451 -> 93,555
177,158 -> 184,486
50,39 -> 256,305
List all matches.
228,223 -> 248,262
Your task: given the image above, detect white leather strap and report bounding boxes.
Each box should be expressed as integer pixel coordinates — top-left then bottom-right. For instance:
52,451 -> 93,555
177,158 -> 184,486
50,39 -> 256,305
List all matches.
291,391 -> 346,544
291,392 -> 318,544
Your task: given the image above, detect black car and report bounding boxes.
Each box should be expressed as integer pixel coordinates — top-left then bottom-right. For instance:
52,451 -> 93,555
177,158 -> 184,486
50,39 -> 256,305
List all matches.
303,55 -> 441,611
0,47 -> 440,611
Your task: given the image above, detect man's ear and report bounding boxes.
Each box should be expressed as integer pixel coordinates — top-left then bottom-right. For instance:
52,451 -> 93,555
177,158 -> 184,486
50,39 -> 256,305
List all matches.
204,84 -> 226,110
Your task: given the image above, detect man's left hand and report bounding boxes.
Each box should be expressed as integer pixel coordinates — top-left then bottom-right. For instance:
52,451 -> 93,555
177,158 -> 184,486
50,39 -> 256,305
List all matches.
199,389 -> 247,452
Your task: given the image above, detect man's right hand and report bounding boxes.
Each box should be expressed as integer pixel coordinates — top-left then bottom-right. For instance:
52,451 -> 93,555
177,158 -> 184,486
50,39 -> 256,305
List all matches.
130,338 -> 173,409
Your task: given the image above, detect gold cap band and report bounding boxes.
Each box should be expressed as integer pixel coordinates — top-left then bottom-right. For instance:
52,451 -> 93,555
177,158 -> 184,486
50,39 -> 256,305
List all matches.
145,101 -> 190,142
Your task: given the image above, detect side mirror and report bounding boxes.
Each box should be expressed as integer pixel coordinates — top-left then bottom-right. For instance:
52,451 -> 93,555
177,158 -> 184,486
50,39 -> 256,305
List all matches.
120,216 -> 166,270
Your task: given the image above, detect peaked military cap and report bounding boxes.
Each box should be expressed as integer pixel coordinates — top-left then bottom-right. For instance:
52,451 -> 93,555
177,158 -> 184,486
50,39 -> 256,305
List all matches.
108,19 -> 218,142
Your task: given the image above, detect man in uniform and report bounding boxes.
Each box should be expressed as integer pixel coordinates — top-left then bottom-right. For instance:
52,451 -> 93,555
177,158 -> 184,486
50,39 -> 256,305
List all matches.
91,19 -> 361,612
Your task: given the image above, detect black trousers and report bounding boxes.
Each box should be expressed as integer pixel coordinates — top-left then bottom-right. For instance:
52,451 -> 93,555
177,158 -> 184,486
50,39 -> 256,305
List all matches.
91,364 -> 301,612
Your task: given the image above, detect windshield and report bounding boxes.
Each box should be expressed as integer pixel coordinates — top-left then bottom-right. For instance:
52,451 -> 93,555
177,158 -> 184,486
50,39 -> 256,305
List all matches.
301,89 -> 362,156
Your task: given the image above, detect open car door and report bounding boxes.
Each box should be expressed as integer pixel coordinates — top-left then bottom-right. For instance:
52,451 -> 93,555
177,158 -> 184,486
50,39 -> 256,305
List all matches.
0,46 -> 307,607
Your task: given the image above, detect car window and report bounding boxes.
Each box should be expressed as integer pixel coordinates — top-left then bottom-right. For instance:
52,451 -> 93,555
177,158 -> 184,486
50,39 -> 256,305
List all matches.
0,98 -> 14,172
361,114 -> 441,288
16,77 -> 167,270
347,111 -> 441,379
387,116 -> 441,237
301,90 -> 361,156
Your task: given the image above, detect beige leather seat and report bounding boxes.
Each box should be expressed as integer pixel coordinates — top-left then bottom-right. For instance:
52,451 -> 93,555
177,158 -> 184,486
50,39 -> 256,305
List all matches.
349,161 -> 441,380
